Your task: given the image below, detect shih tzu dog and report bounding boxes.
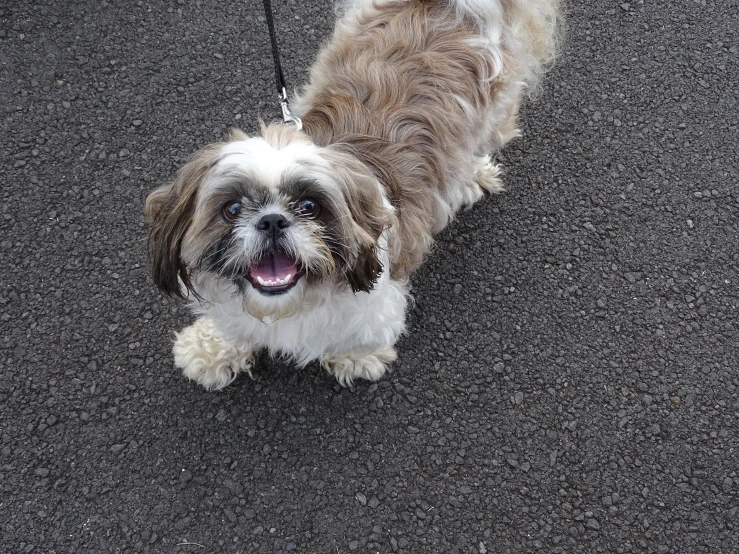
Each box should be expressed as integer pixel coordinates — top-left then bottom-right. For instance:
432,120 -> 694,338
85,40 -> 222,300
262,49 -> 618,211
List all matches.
145,0 -> 561,390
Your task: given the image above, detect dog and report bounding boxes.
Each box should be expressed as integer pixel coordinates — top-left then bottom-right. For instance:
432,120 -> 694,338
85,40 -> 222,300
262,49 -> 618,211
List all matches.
144,0 -> 561,390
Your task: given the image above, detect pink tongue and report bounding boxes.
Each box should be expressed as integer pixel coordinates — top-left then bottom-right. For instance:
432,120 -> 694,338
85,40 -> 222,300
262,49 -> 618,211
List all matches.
250,252 -> 299,281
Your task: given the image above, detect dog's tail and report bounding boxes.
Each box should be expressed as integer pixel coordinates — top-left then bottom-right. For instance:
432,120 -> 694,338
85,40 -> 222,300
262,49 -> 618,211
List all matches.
448,0 -> 562,88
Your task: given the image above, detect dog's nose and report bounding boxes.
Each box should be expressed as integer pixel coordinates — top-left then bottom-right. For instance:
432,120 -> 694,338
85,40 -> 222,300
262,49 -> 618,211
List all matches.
256,213 -> 290,236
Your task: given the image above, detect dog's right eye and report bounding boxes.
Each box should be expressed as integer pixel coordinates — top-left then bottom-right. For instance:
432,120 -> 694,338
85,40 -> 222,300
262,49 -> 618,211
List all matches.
222,201 -> 242,222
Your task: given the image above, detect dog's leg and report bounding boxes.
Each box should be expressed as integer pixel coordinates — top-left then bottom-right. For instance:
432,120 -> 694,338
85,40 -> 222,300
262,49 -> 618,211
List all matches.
490,100 -> 522,150
461,155 -> 505,209
321,346 -> 398,387
173,317 -> 256,390
474,154 -> 505,194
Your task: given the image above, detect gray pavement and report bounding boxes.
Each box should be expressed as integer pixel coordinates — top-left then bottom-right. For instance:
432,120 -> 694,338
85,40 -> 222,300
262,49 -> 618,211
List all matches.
1,1 -> 737,553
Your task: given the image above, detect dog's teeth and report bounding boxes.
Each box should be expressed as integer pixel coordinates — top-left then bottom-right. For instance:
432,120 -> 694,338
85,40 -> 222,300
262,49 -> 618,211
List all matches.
256,275 -> 294,287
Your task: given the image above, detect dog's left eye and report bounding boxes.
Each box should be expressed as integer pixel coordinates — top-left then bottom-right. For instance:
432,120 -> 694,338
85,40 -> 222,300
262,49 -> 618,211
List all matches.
222,201 -> 242,222
296,199 -> 320,218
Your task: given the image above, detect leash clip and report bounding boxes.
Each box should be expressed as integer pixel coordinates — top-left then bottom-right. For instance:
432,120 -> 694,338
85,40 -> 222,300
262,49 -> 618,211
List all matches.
263,0 -> 302,131
279,88 -> 302,131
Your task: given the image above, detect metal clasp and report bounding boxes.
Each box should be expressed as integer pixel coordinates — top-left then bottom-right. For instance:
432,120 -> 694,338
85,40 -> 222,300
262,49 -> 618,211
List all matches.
279,87 -> 302,131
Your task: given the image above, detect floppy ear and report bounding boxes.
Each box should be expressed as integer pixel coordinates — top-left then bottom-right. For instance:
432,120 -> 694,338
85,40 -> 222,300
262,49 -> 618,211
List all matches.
144,148 -> 216,298
322,145 -> 396,293
342,188 -> 391,294
319,137 -> 407,293
345,243 -> 384,293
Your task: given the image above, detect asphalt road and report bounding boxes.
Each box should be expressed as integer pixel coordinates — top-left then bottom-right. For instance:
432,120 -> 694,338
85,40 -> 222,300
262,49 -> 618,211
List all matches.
1,1 -> 737,553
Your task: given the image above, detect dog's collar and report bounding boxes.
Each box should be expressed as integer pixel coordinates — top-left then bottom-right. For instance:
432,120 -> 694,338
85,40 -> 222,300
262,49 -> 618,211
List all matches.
262,0 -> 302,131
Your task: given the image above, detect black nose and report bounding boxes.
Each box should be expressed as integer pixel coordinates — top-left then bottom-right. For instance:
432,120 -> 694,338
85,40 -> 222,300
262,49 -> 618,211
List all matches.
256,213 -> 290,236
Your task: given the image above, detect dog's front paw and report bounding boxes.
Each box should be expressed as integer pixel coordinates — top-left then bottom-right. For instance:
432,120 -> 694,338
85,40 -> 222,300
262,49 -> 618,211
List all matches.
321,346 -> 397,387
173,317 -> 255,391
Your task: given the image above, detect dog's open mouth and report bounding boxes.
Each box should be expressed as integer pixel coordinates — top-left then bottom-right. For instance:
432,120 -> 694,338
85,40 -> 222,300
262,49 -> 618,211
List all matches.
246,251 -> 304,295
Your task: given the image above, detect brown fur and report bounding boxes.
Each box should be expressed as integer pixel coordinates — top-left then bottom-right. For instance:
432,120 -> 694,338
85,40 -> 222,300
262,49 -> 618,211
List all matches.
300,1 -> 512,279
145,143 -> 223,297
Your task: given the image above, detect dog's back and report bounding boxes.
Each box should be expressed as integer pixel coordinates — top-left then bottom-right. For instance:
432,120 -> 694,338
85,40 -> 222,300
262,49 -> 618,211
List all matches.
298,0 -> 562,277
338,0 -> 561,82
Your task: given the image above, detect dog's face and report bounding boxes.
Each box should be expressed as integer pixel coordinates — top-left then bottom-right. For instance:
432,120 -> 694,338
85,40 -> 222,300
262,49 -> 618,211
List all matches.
145,124 -> 394,319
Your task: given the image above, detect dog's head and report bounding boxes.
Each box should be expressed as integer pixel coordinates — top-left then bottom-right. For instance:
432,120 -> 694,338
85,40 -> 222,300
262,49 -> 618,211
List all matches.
145,124 -> 394,318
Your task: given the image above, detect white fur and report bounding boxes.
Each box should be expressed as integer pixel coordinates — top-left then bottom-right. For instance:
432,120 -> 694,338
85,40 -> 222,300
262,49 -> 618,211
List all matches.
322,345 -> 398,386
174,317 -> 255,390
175,233 -> 408,388
207,137 -> 325,197
460,155 -> 504,209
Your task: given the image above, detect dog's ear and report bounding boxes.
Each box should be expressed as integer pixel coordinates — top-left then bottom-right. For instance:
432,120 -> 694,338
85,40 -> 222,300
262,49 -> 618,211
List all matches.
144,148 -> 216,298
342,181 -> 392,293
322,146 -> 396,293
345,243 -> 384,293
318,138 -> 406,293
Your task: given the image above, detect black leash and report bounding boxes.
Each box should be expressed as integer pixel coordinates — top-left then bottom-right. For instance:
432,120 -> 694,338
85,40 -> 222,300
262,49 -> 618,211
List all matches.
261,0 -> 302,130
